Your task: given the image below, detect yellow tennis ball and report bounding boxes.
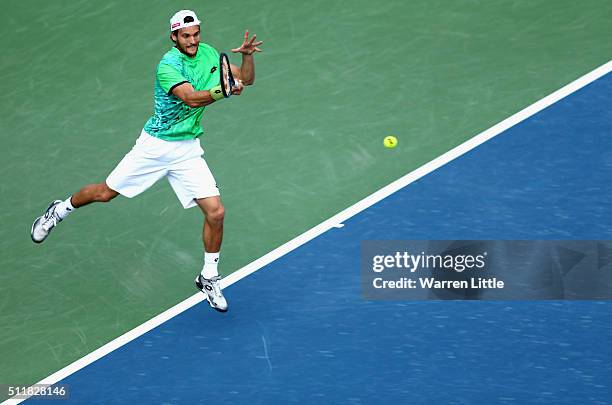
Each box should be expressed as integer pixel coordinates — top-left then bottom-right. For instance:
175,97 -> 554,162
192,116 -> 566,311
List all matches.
383,135 -> 398,149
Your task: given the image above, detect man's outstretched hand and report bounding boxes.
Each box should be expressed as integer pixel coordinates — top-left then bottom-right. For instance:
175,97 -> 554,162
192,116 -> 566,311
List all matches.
231,30 -> 263,55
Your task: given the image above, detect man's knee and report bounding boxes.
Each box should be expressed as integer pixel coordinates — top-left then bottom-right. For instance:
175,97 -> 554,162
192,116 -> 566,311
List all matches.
197,197 -> 225,223
99,184 -> 119,202
207,204 -> 225,224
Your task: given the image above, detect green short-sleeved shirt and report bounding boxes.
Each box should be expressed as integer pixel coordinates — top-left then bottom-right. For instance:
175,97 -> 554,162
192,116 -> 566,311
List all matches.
144,43 -> 220,141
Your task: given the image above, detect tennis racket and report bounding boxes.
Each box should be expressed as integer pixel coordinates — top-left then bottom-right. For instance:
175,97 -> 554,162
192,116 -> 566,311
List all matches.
219,53 -> 238,98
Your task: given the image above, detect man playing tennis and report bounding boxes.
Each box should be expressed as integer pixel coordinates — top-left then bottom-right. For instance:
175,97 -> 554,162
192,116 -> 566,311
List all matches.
30,10 -> 262,312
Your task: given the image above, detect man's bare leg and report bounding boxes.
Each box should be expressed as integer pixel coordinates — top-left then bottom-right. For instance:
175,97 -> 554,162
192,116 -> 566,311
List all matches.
31,182 -> 119,243
71,182 -> 119,207
194,195 -> 228,312
196,195 -> 225,258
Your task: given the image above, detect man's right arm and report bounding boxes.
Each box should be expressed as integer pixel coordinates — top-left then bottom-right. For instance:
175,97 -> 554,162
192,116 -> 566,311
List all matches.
158,62 -> 225,108
171,82 -> 222,108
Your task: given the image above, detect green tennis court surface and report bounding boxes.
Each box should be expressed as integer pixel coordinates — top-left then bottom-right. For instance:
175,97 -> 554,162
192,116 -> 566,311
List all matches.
1,0 -> 610,396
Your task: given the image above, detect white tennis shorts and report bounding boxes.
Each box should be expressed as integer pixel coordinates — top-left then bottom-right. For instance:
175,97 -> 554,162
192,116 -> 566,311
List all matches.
106,130 -> 219,209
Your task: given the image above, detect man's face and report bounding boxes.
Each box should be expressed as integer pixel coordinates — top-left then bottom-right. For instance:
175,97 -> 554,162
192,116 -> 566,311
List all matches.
172,25 -> 200,57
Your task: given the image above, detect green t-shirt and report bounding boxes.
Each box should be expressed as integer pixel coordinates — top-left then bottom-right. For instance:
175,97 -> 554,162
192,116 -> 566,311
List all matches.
144,43 -> 220,141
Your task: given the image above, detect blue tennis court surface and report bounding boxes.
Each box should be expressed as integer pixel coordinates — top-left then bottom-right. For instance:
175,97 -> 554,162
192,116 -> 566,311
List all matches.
29,74 -> 612,404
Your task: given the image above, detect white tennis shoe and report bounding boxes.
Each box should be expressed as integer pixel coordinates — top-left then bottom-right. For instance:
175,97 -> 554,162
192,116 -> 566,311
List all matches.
31,200 -> 63,244
195,274 -> 228,312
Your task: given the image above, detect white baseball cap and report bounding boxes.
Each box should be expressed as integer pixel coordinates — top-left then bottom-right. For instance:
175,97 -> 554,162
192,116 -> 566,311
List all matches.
170,10 -> 201,32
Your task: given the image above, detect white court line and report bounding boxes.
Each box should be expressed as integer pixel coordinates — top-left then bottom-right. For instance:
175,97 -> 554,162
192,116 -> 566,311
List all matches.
4,60 -> 611,405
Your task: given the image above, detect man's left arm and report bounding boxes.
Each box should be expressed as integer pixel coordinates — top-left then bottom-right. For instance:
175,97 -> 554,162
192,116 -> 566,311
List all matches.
230,30 -> 263,86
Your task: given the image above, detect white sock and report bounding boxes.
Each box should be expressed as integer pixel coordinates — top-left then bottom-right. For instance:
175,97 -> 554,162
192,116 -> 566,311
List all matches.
55,197 -> 76,220
201,252 -> 220,279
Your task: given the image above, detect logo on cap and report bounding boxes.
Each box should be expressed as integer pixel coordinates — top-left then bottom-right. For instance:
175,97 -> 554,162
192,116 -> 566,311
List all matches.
171,22 -> 181,29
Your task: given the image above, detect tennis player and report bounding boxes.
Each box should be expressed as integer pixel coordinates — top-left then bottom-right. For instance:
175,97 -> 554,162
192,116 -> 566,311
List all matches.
30,10 -> 263,312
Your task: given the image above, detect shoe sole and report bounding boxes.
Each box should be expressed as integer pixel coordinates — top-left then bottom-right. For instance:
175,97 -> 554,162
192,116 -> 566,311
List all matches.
30,200 -> 62,244
195,277 -> 228,313
30,216 -> 44,243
